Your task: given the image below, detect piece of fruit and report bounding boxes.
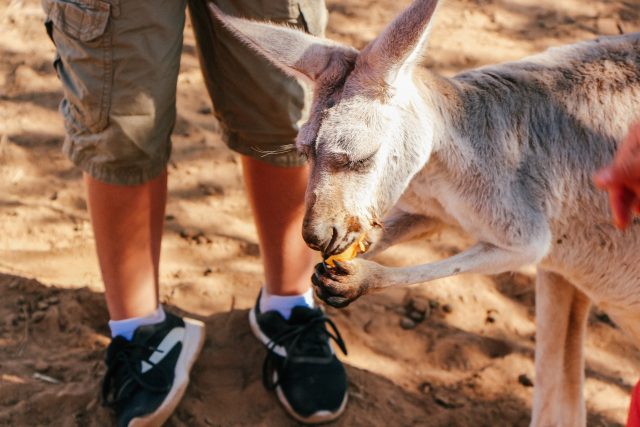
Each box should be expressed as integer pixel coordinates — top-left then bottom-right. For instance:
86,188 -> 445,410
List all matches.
325,234 -> 368,267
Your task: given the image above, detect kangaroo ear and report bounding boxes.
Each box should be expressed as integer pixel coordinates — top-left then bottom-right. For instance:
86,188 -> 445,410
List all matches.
207,4 -> 358,82
359,0 -> 439,86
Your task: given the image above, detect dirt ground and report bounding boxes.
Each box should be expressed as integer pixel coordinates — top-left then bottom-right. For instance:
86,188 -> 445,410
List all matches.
1,0 -> 640,425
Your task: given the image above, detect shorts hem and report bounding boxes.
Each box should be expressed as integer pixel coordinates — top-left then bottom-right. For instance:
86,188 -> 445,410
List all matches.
63,139 -> 169,186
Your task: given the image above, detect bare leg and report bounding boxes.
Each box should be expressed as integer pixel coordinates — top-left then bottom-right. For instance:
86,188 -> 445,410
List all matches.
84,171 -> 167,320
531,270 -> 590,427
241,156 -> 314,296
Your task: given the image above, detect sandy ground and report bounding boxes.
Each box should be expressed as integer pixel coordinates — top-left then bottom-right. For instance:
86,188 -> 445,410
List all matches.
1,0 -> 640,425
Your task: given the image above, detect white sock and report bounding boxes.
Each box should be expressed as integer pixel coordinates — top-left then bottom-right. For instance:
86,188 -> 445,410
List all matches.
259,287 -> 314,320
109,305 -> 166,341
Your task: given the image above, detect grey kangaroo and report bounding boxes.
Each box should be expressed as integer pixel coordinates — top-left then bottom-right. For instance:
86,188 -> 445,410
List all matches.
209,0 -> 640,424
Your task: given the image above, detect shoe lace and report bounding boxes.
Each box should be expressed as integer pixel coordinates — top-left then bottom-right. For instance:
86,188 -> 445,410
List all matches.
101,341 -> 172,407
262,314 -> 347,390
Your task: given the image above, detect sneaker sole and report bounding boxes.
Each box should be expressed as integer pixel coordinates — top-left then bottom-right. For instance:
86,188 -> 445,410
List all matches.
129,317 -> 206,427
248,308 -> 348,425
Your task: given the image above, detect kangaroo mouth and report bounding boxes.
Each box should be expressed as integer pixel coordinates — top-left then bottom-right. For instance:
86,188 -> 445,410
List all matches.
319,218 -> 382,261
324,233 -> 371,267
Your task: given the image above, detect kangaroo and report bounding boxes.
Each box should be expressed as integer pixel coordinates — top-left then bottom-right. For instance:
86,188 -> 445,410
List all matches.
208,1 -> 640,424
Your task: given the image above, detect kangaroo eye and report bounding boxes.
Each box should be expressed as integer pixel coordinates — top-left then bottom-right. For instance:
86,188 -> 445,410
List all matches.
326,99 -> 335,109
329,151 -> 375,173
347,154 -> 375,172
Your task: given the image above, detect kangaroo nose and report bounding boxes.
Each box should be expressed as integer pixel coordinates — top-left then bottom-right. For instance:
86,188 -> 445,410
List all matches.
302,229 -> 323,251
302,212 -> 323,251
302,213 -> 341,254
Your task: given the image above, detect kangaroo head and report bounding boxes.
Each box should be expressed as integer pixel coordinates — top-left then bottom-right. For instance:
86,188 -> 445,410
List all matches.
209,0 -> 440,256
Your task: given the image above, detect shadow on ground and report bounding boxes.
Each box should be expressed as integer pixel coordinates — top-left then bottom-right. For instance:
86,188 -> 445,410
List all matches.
0,274 -> 624,427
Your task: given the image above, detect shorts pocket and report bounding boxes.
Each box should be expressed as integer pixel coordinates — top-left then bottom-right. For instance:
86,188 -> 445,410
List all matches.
46,0 -> 110,42
44,0 -> 112,132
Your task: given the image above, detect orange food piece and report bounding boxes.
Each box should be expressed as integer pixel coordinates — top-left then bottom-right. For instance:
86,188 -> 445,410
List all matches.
325,235 -> 368,267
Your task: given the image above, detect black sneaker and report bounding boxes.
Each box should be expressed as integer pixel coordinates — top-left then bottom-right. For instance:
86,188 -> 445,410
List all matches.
249,294 -> 348,424
101,312 -> 205,427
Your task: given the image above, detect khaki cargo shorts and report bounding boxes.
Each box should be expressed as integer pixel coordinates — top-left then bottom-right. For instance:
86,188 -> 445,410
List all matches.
42,0 -> 327,185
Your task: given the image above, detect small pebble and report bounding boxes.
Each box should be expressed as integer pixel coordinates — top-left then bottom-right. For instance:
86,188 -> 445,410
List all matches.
400,317 -> 417,330
47,297 -> 60,305
37,301 -> 49,311
32,312 -> 46,323
418,382 -> 432,394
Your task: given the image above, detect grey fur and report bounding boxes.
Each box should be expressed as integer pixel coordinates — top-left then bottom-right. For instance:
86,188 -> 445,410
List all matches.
209,1 -> 640,424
